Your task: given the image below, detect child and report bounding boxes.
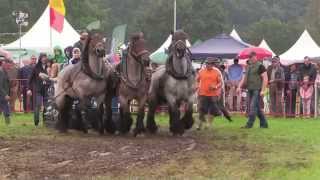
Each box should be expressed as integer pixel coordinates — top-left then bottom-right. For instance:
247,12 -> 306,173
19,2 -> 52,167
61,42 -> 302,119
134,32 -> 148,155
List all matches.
299,76 -> 314,118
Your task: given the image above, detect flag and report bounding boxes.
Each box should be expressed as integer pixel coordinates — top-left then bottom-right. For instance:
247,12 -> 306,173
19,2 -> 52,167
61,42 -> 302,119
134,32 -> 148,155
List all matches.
49,0 -> 66,33
110,24 -> 127,54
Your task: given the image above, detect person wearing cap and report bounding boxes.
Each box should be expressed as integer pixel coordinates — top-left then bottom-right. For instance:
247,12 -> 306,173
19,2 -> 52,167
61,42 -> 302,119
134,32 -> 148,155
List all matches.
237,52 -> 269,129
196,57 -> 223,130
267,56 -> 285,117
0,59 -> 11,125
74,31 -> 89,52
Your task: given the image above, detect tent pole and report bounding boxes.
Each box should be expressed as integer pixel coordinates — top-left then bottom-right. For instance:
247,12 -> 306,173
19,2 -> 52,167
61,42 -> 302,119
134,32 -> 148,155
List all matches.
174,0 -> 176,32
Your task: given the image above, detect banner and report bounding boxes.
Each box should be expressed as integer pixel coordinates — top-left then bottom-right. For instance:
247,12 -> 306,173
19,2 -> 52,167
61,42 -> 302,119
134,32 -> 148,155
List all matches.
110,24 -> 127,54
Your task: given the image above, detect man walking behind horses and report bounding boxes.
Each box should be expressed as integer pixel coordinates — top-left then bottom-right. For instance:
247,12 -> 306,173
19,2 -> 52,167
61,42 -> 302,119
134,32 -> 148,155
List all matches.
196,57 -> 222,130
237,52 -> 269,128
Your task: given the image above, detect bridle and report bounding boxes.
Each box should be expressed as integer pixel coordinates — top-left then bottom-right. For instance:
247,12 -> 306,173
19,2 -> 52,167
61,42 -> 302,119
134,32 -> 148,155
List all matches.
166,40 -> 193,79
120,43 -> 150,89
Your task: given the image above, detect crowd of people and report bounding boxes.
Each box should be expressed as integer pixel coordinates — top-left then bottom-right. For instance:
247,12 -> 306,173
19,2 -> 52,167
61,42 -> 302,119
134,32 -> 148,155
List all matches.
220,55 -> 320,118
0,31 -> 320,128
0,31 -> 88,125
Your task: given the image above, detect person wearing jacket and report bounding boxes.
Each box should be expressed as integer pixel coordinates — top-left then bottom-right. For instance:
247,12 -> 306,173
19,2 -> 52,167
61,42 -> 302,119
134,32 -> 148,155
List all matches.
27,53 -> 50,126
0,59 -> 11,125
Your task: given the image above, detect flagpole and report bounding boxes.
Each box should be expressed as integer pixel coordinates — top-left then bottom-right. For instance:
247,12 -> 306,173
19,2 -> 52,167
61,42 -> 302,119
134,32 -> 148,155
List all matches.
174,0 -> 177,32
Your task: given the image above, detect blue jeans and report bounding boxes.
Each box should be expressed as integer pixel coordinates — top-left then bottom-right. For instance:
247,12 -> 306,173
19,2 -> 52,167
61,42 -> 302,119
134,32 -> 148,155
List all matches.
0,95 -> 10,117
34,93 -> 49,126
246,89 -> 268,128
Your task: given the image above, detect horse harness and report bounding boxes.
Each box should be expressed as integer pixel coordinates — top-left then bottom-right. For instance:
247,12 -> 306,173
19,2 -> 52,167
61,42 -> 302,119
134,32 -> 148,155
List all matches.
119,47 -> 149,89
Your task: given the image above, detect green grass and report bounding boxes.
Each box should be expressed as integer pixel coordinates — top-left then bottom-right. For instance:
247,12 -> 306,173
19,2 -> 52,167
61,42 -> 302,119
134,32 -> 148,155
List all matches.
1,113 -> 320,179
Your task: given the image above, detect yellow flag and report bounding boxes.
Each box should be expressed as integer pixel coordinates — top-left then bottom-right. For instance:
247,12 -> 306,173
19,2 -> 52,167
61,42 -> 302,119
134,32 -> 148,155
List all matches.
49,0 -> 65,16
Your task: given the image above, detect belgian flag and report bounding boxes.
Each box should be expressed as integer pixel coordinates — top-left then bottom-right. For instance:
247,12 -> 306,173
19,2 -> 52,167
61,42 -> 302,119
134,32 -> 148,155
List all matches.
49,0 -> 65,33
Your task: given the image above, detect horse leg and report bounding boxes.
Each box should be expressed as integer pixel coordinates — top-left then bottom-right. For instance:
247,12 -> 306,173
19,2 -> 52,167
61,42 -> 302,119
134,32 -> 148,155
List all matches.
79,97 -> 91,134
55,95 -> 72,133
103,94 -> 116,134
181,102 -> 194,130
146,96 -> 158,134
168,102 -> 184,135
133,96 -> 147,137
119,96 -> 132,134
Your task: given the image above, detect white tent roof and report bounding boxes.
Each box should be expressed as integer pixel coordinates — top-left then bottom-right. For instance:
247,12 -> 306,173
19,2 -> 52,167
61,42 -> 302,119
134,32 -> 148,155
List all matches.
259,39 -> 276,56
3,5 -> 79,52
280,30 -> 320,65
230,29 -> 243,42
229,29 -> 252,47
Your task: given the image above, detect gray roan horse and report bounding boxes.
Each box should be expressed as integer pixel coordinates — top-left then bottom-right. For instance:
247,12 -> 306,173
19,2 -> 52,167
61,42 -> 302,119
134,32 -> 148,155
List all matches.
116,32 -> 151,136
55,32 -> 115,134
146,31 -> 197,135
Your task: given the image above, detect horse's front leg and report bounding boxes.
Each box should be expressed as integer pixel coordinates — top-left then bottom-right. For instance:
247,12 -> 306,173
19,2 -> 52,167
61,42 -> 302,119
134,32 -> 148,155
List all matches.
181,101 -> 194,130
133,96 -> 147,137
119,96 -> 132,134
168,99 -> 184,135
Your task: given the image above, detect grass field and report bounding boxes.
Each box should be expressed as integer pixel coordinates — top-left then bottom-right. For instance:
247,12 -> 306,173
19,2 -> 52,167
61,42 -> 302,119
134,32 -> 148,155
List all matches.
0,113 -> 319,179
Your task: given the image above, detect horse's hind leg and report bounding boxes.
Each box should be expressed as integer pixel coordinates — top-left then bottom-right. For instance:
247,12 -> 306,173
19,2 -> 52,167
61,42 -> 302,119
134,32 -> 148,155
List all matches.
55,95 -> 72,133
79,97 -> 91,134
146,97 -> 158,134
181,102 -> 194,130
103,94 -> 116,134
133,97 -> 147,137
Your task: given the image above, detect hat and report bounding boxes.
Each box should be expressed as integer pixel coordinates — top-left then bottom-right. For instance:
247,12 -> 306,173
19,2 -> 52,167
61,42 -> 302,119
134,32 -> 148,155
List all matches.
205,57 -> 220,64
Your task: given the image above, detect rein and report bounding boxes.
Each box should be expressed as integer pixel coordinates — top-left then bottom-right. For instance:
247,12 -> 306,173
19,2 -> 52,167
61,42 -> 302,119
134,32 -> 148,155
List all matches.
120,47 -> 147,89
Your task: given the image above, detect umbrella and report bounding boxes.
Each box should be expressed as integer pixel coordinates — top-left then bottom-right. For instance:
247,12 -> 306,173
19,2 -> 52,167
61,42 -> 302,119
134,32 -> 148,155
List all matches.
238,47 -> 273,60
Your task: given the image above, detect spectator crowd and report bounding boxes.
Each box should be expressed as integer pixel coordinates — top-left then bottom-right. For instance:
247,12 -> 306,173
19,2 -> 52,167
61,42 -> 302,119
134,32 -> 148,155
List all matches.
0,30 -> 320,127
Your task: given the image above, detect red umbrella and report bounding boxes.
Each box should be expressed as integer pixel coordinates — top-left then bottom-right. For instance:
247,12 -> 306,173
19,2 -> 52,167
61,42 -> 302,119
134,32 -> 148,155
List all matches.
238,47 -> 273,60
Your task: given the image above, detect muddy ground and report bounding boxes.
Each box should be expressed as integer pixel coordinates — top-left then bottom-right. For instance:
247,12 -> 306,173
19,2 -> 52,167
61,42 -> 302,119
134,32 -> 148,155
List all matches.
0,129 -> 263,180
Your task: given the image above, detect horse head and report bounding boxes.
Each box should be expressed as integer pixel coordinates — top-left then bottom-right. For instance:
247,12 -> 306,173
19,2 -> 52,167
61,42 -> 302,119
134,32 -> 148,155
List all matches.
82,31 -> 107,80
128,32 -> 150,66
166,30 -> 192,79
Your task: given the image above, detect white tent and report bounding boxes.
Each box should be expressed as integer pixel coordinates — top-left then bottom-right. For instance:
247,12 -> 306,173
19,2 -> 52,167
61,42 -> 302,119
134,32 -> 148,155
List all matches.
150,35 -> 191,64
259,39 -> 276,56
230,29 -> 243,42
3,6 -> 79,52
280,30 -> 320,65
229,29 -> 252,47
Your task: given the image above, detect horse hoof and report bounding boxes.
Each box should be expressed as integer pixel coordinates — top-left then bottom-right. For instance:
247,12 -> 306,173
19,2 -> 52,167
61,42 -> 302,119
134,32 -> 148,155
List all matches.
133,128 -> 146,137
182,117 -> 194,130
147,125 -> 158,134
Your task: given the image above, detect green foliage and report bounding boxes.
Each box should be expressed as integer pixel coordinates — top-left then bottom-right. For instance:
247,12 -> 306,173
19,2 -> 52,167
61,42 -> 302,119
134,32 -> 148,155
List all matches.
0,0 -> 317,53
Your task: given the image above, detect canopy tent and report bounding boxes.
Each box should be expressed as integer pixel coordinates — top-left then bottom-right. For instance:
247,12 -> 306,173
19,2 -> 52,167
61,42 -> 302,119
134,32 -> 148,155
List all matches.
280,30 -> 320,65
258,39 -> 276,56
150,35 -> 191,64
3,6 -> 79,53
190,34 -> 250,60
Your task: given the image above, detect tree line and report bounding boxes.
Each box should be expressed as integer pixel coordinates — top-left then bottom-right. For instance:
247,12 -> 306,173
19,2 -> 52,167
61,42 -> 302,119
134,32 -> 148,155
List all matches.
0,0 -> 319,54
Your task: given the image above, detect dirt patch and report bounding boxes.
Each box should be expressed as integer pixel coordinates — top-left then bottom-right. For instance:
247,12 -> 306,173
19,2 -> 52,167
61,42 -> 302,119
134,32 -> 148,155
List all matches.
0,131 -> 209,180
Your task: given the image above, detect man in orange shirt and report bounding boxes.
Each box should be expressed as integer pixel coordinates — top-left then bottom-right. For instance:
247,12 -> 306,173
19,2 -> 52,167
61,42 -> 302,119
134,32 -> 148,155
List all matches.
196,57 -> 222,130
